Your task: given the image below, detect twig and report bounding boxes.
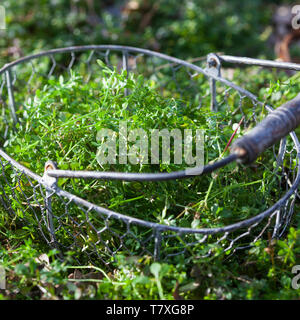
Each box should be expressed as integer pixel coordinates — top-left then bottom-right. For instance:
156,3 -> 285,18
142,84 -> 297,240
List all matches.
222,115 -> 245,155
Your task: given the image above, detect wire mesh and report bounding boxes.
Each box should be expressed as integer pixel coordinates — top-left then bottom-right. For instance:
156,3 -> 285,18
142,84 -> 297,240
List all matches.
0,45 -> 299,265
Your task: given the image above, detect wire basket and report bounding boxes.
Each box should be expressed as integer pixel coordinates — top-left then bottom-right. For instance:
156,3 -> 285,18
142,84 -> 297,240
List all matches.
0,45 -> 300,265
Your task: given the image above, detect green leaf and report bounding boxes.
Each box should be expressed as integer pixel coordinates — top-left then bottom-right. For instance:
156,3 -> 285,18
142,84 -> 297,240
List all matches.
150,262 -> 161,278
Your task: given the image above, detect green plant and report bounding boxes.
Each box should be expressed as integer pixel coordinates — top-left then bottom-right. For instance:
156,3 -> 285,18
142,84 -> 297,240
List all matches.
0,52 -> 299,301
0,59 -> 281,254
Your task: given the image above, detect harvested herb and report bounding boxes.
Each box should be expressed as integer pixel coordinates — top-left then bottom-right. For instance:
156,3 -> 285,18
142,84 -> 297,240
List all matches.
3,62 -> 280,232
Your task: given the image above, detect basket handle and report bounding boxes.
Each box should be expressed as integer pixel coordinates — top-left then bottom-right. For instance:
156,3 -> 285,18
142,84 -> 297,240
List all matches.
231,94 -> 300,163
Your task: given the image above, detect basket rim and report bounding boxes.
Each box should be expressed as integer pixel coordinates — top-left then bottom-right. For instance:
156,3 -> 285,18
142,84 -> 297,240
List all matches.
1,44 -> 300,236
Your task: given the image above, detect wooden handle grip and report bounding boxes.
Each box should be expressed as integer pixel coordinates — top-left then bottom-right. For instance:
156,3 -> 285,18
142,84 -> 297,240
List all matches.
231,94 -> 300,163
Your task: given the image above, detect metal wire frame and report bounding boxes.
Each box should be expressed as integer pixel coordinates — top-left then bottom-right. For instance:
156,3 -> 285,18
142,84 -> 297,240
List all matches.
0,45 -> 299,264
220,55 -> 300,71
